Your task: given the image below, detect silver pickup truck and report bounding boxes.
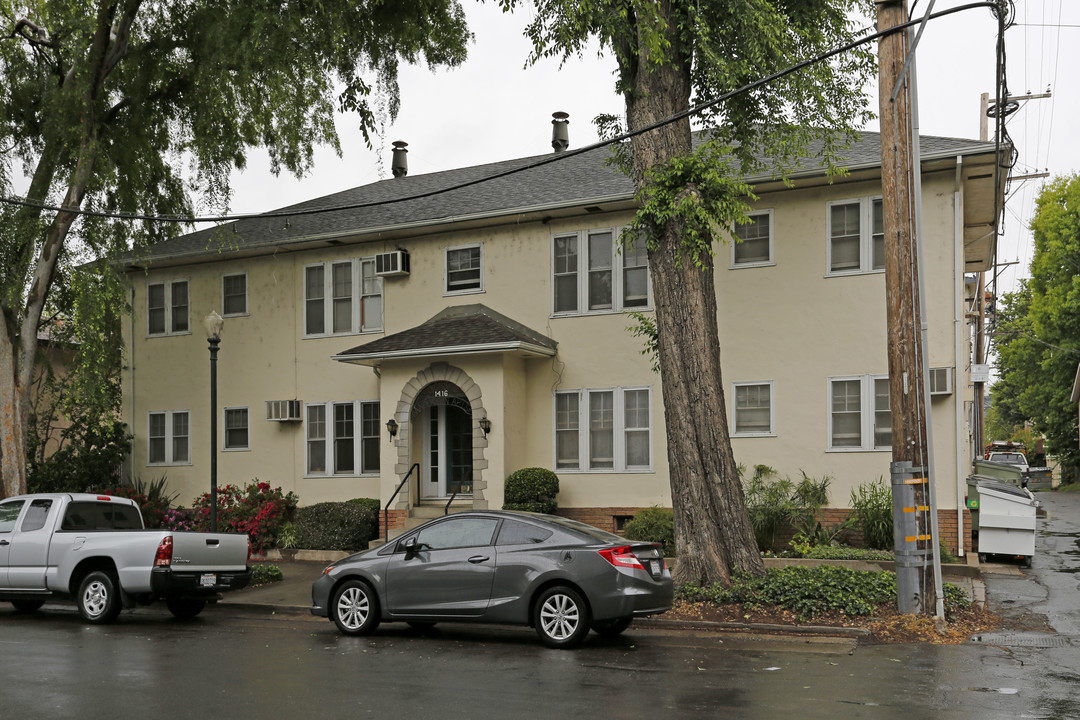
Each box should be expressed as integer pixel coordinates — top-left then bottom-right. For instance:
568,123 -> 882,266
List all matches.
0,493 -> 251,623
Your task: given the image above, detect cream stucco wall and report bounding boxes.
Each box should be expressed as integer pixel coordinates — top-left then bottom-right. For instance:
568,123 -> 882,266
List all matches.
123,165 -> 974,522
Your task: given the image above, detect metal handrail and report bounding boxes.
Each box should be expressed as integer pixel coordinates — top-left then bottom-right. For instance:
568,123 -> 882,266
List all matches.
445,469 -> 472,515
384,463 -> 420,543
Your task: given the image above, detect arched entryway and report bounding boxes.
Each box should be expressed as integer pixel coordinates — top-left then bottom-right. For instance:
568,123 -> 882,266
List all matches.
391,362 -> 488,509
412,382 -> 473,498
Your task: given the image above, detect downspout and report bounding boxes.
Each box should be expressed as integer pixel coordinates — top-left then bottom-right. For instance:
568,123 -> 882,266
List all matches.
128,283 -> 136,483
953,156 -> 966,556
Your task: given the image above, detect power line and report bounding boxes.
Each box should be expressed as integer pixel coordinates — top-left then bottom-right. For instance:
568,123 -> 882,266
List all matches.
1,2 -> 999,227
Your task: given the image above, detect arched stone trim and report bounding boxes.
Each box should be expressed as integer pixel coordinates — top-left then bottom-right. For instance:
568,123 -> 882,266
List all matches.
391,362 -> 489,511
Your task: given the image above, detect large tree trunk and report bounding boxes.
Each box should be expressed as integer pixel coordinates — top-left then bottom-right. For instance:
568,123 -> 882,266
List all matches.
0,316 -> 28,498
622,3 -> 763,585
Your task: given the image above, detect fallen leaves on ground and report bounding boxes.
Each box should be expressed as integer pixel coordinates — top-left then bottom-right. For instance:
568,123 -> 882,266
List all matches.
663,599 -> 1001,644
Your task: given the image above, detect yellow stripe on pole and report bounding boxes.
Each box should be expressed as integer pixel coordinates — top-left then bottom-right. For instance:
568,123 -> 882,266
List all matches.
904,534 -> 932,542
904,477 -> 928,485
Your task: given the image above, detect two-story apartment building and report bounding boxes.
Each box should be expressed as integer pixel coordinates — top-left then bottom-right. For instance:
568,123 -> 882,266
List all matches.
120,127 -> 1003,554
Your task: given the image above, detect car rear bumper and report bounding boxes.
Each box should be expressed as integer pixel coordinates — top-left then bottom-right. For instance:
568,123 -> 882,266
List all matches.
589,569 -> 674,621
150,567 -> 252,598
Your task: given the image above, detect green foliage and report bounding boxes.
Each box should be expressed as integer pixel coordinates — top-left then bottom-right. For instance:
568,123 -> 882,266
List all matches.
743,467 -> 843,552
798,546 -> 894,562
277,523 -> 298,550
991,175 -> 1080,478
191,480 -> 298,553
27,420 -> 131,495
626,311 -> 660,373
623,506 -> 675,557
849,477 -> 894,550
0,0 -> 473,497
503,467 -> 560,514
347,497 -> 382,517
293,502 -> 379,552
250,564 -> 284,586
677,566 -> 896,619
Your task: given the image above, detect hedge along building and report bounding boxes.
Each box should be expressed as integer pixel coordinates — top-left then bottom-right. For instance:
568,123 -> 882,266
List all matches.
119,119 -> 1004,552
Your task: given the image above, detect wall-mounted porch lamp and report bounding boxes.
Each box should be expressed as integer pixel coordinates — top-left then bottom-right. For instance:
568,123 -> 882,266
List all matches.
478,416 -> 492,436
386,417 -> 399,442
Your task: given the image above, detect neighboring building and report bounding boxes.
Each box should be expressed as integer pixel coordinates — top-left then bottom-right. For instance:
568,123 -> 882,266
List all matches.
119,124 -> 1005,554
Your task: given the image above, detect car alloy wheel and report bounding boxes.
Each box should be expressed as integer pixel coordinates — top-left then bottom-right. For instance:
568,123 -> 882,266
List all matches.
332,579 -> 380,636
534,586 -> 589,649
77,570 -> 122,624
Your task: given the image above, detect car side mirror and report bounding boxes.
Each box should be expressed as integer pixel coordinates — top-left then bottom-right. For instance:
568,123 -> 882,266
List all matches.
402,536 -> 428,555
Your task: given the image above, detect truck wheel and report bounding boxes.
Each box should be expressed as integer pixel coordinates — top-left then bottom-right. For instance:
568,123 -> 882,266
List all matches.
77,571 -> 122,624
166,598 -> 207,619
11,599 -> 45,613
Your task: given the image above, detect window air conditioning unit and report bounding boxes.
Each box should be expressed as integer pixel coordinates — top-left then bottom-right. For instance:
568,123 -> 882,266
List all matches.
929,367 -> 953,396
375,250 -> 410,277
265,400 -> 302,422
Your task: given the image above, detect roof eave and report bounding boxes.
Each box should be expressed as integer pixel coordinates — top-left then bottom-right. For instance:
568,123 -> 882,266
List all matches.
333,341 -> 557,366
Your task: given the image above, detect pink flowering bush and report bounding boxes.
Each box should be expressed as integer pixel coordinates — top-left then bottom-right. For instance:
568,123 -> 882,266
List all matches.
161,508 -> 197,532
190,480 -> 298,553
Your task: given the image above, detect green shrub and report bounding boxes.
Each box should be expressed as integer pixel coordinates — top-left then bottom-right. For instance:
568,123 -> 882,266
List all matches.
348,497 -> 382,517
799,545 -> 894,562
849,477 -> 894,550
623,506 -> 675,556
100,474 -> 179,529
294,502 -> 378,551
744,467 -> 844,552
28,420 -> 131,495
251,564 -> 283,585
677,566 -> 973,621
678,566 -> 897,619
503,467 -> 560,514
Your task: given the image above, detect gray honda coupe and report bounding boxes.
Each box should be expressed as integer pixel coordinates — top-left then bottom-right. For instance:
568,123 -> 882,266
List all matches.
310,510 -> 673,648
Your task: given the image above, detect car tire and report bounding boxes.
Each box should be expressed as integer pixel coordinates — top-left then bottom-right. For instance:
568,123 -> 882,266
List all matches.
10,599 -> 45,613
166,597 -> 207,619
331,579 -> 380,636
534,586 -> 590,649
591,616 -> 633,637
77,570 -> 122,624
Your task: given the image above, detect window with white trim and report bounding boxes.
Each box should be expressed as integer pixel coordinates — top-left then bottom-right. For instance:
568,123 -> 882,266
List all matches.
731,210 -> 774,267
223,273 -> 247,316
147,280 -> 189,336
733,382 -> 774,436
554,387 -> 652,471
827,197 -> 884,275
828,375 -> 891,451
306,401 -> 380,476
304,258 -> 382,336
148,410 -> 190,465
445,244 -> 483,294
224,407 -> 249,450
551,229 -> 651,315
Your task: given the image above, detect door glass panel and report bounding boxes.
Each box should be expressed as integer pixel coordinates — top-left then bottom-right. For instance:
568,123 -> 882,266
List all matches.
446,405 -> 473,494
0,501 -> 26,533
416,517 -> 498,550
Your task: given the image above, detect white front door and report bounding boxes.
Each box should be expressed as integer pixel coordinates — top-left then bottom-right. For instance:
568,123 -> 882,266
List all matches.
421,404 -> 473,499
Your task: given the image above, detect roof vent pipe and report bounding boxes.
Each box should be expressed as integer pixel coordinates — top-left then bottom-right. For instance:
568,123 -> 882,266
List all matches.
551,112 -> 569,153
391,141 -> 409,178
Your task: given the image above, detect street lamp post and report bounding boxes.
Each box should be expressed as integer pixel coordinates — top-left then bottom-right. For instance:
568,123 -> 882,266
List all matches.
204,311 -> 224,533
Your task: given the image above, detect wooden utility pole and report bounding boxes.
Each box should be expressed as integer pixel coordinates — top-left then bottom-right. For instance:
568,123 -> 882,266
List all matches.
877,0 -> 935,616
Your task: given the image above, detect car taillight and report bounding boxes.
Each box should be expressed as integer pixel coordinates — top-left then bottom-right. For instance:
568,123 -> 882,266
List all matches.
154,536 -> 173,567
598,546 -> 645,570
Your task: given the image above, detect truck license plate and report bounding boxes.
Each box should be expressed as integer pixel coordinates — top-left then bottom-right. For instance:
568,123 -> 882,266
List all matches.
200,573 -> 217,587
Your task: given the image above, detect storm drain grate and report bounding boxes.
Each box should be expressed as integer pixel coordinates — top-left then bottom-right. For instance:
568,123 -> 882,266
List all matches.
970,633 -> 1070,648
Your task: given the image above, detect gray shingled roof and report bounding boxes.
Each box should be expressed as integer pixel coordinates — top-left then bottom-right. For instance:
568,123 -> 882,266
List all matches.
333,304 -> 557,365
122,131 -> 996,267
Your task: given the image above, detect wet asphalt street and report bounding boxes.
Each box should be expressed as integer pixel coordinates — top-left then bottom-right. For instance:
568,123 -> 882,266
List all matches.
1,492 -> 1078,720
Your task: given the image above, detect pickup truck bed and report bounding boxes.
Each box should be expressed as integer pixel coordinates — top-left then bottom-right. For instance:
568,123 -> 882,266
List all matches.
0,493 -> 251,623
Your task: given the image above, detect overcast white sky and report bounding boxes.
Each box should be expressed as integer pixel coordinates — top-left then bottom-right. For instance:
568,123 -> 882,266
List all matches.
223,0 -> 1078,297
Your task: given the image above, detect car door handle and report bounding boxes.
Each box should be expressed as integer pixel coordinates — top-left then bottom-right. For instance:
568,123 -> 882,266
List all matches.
0,539 -> 8,546
468,555 -> 490,564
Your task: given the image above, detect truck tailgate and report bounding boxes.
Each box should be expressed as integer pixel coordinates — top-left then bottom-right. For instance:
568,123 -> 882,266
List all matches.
169,532 -> 249,572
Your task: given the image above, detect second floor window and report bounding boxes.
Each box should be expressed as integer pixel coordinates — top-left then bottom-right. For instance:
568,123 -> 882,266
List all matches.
223,273 -> 247,316
304,258 -> 382,336
731,210 -> 774,267
552,229 -> 651,315
446,245 -> 483,294
147,280 -> 189,336
828,198 -> 884,275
